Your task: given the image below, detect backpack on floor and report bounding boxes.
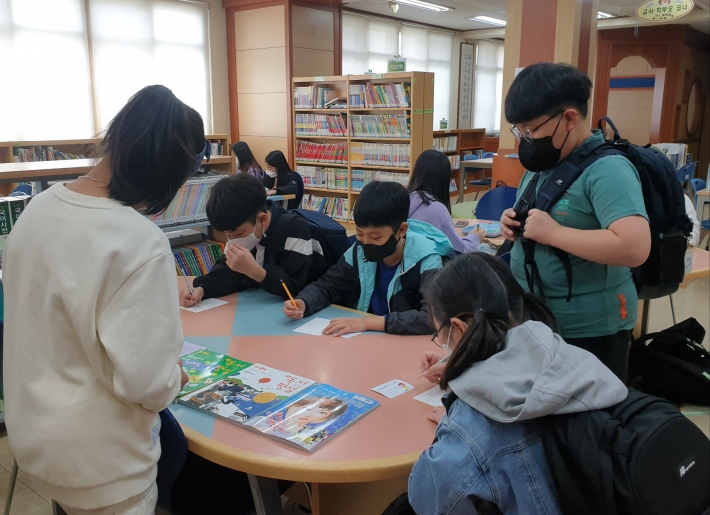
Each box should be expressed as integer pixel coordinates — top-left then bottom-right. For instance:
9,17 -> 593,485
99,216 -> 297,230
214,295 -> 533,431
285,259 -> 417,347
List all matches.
499,117 -> 693,301
543,390 -> 710,515
630,317 -> 710,406
288,208 -> 350,267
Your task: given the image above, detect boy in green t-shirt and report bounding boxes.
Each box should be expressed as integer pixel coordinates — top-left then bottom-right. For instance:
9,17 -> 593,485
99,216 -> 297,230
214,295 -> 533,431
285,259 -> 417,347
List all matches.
500,63 -> 651,382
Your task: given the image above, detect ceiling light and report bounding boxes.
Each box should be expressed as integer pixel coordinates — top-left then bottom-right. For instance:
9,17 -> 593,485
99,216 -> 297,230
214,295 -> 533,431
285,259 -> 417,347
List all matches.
597,11 -> 614,18
469,15 -> 506,26
389,1 -> 399,13
390,0 -> 453,12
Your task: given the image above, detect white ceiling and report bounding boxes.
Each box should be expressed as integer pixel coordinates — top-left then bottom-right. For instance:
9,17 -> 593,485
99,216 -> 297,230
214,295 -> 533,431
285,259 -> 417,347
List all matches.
342,0 -> 710,34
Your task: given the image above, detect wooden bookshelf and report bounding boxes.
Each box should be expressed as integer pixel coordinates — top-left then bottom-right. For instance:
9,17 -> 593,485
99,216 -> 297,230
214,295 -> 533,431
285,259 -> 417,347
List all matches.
0,134 -> 234,194
292,72 -> 435,229
432,129 -> 486,198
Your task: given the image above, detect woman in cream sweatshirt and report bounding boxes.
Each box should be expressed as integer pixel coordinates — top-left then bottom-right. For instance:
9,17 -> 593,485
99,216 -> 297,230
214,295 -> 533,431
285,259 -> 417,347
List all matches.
2,85 -> 205,514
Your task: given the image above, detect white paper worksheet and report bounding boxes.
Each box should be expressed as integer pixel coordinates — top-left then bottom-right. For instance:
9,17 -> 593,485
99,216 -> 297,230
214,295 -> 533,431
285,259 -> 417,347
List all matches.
180,298 -> 229,313
180,341 -> 206,357
413,386 -> 446,407
293,317 -> 331,335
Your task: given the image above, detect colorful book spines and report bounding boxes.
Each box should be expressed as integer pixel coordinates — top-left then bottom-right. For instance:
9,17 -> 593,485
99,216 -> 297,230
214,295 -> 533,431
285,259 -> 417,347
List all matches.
348,83 -> 411,108
149,175 -> 222,228
351,170 -> 409,191
173,242 -> 223,276
295,114 -> 347,136
433,135 -> 457,152
295,141 -> 348,164
301,195 -> 349,220
349,142 -> 410,168
349,114 -> 410,138
296,166 -> 348,190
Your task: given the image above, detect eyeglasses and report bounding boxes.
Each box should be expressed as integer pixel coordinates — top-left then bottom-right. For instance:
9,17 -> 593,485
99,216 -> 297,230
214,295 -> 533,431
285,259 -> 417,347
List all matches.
510,110 -> 564,143
431,325 -> 447,347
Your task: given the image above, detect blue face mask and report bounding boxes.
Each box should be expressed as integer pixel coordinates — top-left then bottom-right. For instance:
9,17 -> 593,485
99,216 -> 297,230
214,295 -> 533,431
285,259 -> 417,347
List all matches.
190,140 -> 211,175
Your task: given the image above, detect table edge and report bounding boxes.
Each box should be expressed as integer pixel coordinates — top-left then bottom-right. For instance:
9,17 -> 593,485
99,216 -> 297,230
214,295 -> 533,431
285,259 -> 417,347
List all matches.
181,425 -> 419,483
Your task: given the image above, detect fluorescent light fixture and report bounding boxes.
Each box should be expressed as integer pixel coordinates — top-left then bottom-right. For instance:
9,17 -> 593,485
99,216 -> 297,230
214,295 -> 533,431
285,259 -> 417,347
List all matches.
597,11 -> 614,18
469,15 -> 507,26
391,0 -> 453,12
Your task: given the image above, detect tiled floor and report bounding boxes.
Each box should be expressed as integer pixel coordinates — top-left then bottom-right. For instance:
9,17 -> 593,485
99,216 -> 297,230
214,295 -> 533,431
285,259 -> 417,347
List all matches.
1,277 -> 708,514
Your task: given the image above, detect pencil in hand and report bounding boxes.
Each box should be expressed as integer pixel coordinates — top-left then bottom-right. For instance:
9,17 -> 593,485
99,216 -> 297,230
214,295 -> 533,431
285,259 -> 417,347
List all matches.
280,279 -> 298,308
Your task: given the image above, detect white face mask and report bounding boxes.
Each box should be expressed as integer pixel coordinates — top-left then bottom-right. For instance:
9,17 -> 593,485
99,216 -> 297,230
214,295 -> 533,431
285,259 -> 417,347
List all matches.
266,171 -> 277,179
226,222 -> 264,252
443,321 -> 468,355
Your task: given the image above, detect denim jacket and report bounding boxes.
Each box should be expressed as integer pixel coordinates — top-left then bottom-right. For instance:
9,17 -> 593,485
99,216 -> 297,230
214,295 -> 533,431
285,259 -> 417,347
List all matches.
409,321 -> 628,514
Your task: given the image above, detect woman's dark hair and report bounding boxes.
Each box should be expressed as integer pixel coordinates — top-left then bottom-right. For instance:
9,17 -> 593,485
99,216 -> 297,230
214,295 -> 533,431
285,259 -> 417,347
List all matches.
475,253 -> 559,333
231,141 -> 263,175
98,85 -> 205,215
264,150 -> 293,191
407,150 -> 452,214
205,174 -> 267,232
426,254 -> 510,389
505,62 -> 593,124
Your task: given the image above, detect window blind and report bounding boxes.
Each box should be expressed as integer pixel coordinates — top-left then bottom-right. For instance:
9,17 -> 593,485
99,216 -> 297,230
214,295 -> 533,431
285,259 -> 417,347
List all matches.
473,39 -> 504,135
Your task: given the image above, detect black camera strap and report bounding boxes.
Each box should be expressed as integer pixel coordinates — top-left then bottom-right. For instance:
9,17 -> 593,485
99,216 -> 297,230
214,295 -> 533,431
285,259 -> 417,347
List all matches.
497,139 -> 621,302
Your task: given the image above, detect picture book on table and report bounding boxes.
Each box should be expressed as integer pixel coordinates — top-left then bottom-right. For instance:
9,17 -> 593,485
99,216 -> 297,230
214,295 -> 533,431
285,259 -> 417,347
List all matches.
178,350 -> 251,396
243,384 -> 380,453
178,364 -> 315,423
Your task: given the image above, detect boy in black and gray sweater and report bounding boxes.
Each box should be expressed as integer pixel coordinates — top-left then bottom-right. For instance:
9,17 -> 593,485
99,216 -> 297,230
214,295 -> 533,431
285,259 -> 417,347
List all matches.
179,174 -> 328,305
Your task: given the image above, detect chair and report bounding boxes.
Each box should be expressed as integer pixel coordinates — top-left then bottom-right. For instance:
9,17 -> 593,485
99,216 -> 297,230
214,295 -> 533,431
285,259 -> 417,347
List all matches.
482,152 -> 495,158
676,162 -> 697,194
156,409 -> 188,512
463,155 -> 491,200
292,171 -> 304,209
692,178 -> 710,249
473,187 -> 518,222
9,184 -> 31,197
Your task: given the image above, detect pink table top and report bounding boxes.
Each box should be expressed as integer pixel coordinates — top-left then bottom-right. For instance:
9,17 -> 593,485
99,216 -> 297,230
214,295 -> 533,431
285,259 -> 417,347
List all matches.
172,287 -> 438,482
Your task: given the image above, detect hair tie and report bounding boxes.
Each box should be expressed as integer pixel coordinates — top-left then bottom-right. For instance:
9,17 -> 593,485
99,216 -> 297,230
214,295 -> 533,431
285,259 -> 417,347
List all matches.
476,308 -> 485,315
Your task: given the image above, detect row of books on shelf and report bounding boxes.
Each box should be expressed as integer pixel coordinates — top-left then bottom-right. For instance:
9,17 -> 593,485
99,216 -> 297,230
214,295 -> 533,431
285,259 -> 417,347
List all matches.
148,174 -> 222,228
295,141 -> 348,164
448,155 -> 460,170
349,83 -> 411,109
208,140 -> 225,157
294,86 -> 344,109
433,135 -> 457,152
653,143 -> 690,170
349,114 -> 410,138
294,114 -> 347,137
350,142 -> 410,168
0,194 -> 30,258
297,166 -> 348,191
351,169 -> 409,191
301,195 -> 349,220
173,241 -> 224,277
13,146 -> 86,162
177,349 -> 378,453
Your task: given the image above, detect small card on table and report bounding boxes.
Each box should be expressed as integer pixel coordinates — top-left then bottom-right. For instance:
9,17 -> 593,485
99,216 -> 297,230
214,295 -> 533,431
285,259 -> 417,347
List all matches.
371,379 -> 415,399
180,298 -> 229,313
413,386 -> 446,407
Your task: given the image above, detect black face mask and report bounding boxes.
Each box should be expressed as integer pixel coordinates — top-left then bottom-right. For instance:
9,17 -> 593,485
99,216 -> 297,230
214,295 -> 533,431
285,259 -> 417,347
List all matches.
362,234 -> 400,262
518,116 -> 570,172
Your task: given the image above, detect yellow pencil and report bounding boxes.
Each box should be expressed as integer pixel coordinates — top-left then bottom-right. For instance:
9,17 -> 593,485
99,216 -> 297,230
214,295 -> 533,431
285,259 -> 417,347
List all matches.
281,279 -> 298,308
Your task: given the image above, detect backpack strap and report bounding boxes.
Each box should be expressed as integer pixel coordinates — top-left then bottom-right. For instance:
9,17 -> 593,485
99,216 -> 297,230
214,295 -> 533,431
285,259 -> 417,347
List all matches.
597,116 -> 621,141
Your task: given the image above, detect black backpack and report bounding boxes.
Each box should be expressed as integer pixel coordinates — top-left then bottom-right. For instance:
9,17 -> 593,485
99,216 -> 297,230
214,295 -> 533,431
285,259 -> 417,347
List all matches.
630,317 -> 710,406
499,117 -> 693,301
543,390 -> 710,515
288,208 -> 350,267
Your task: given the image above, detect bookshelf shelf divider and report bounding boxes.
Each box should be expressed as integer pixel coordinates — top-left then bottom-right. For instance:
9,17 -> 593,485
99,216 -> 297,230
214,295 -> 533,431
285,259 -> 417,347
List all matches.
292,72 -> 434,230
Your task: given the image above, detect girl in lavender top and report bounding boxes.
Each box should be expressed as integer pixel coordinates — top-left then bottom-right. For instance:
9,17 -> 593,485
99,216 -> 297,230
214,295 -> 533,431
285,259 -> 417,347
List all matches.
231,141 -> 267,185
407,150 -> 485,254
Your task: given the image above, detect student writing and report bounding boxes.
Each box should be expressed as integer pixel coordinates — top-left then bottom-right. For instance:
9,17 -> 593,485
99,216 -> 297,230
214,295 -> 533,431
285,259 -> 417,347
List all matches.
3,85 -> 199,515
264,150 -> 299,209
407,149 -> 484,254
500,63 -> 651,381
283,181 -> 452,336
231,141 -> 266,184
181,174 -> 328,305
409,254 -> 628,515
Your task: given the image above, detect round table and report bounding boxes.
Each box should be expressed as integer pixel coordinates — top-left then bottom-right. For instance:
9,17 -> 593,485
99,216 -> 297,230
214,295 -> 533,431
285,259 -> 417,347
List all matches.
172,287 -> 438,515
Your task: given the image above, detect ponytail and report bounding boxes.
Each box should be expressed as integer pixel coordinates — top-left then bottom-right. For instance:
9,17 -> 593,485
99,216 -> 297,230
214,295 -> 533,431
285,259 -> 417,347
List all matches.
440,309 -> 508,390
521,292 -> 559,333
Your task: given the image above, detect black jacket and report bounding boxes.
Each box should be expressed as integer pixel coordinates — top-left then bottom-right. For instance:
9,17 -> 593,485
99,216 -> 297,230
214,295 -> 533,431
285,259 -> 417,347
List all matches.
193,202 -> 328,300
266,173 -> 299,209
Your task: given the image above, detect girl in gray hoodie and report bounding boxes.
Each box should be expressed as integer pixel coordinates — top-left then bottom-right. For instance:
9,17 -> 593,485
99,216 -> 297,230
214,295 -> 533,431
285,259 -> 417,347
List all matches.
409,253 -> 628,515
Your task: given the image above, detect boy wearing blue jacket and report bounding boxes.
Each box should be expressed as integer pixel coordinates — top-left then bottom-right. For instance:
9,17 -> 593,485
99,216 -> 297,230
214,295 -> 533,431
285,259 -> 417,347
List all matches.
283,181 -> 453,335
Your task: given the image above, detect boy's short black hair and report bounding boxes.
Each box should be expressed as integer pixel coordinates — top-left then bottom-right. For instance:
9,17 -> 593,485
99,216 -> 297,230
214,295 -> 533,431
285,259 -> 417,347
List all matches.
504,62 -> 593,124
353,181 -> 409,232
99,85 -> 205,215
206,174 -> 267,232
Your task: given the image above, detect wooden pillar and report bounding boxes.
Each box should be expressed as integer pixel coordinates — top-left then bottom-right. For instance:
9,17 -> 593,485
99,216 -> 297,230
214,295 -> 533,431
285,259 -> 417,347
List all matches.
223,0 -> 341,165
498,0 -> 599,154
